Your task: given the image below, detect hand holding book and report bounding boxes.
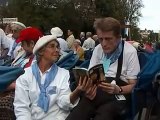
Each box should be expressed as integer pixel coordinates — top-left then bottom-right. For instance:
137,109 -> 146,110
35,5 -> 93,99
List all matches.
76,76 -> 92,92
73,64 -> 105,85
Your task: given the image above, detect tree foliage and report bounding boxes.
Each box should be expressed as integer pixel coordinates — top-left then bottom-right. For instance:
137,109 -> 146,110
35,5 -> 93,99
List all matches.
0,0 -> 143,38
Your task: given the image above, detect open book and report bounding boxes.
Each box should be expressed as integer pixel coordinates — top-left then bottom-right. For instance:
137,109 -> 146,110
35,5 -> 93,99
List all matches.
72,64 -> 105,85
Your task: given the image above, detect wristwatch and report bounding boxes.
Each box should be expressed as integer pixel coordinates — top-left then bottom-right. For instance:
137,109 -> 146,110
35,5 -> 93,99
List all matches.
119,86 -> 123,93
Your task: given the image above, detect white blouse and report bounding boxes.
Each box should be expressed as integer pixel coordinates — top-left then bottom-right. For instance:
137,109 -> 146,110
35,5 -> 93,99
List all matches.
14,66 -> 78,120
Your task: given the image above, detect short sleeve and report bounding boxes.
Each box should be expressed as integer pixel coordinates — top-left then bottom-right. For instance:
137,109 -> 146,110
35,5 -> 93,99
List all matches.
126,49 -> 140,80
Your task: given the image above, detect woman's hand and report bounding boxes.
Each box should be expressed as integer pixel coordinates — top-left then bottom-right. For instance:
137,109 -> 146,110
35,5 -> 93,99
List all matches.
85,85 -> 97,100
76,76 -> 92,92
70,76 -> 92,104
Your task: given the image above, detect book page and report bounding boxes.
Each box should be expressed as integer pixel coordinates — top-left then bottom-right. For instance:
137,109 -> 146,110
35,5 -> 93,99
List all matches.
72,68 -> 88,82
88,64 -> 105,85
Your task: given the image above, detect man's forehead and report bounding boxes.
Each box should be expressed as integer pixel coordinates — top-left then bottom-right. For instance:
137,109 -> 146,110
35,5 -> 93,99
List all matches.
97,30 -> 114,36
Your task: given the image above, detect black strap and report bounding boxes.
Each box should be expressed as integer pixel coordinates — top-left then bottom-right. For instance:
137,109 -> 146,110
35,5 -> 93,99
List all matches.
115,40 -> 124,82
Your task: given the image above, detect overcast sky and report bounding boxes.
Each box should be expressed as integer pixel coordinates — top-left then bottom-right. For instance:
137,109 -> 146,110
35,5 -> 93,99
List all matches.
139,0 -> 160,31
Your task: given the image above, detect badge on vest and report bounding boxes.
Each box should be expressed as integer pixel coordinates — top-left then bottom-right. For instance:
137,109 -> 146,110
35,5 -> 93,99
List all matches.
47,86 -> 57,95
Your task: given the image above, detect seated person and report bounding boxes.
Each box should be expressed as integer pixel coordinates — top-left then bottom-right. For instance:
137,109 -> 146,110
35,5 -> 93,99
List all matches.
7,22 -> 26,60
7,27 -> 43,91
0,27 -> 43,119
14,35 -> 91,120
73,39 -> 84,61
66,17 -> 140,120
0,28 -> 9,65
50,27 -> 69,51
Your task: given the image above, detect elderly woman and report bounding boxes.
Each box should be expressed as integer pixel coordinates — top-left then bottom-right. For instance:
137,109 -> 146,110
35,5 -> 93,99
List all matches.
14,35 -> 91,120
73,39 -> 84,61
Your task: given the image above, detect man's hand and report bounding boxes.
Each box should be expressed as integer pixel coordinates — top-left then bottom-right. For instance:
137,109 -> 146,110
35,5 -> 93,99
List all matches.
98,82 -> 120,94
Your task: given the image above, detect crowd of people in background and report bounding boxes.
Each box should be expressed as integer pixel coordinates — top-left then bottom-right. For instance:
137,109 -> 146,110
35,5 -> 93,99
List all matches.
0,22 -> 102,67
1,22 -> 159,67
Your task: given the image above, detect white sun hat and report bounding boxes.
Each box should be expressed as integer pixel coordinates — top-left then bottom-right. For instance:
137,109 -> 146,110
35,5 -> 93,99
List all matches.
50,27 -> 63,37
33,35 -> 57,54
11,21 -> 26,29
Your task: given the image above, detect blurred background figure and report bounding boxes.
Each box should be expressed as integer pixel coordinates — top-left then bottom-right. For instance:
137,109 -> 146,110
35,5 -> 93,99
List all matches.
7,22 -> 26,60
144,41 -> 153,53
152,41 -> 160,51
0,28 -> 9,65
73,39 -> 84,61
66,29 -> 75,49
4,24 -> 14,61
50,27 -> 68,52
4,24 -> 12,36
92,34 -> 99,47
79,32 -> 85,45
82,32 -> 95,50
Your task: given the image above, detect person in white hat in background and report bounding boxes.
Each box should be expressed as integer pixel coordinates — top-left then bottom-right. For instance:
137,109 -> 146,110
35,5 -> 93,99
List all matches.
14,35 -> 91,120
50,27 -> 68,52
7,22 -> 26,60
50,27 -> 69,62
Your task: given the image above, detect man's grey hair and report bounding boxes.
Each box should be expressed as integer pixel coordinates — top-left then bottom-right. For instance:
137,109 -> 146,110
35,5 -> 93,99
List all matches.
86,32 -> 92,38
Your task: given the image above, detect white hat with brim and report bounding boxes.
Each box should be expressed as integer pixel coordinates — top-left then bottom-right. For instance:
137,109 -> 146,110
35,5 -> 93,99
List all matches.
33,35 -> 57,55
11,22 -> 26,28
50,27 -> 63,37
